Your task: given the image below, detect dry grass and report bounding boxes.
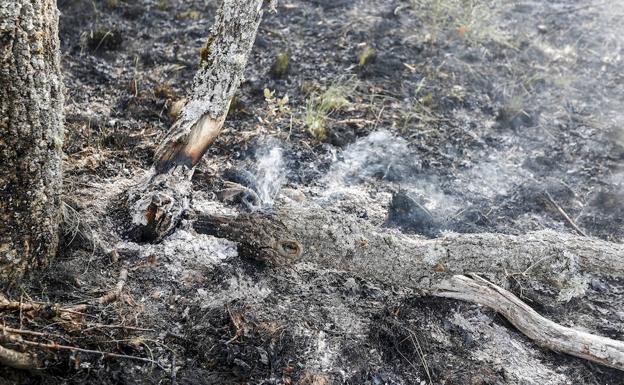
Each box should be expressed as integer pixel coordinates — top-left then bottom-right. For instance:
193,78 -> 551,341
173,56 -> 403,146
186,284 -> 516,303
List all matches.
304,78 -> 357,139
409,0 -> 512,48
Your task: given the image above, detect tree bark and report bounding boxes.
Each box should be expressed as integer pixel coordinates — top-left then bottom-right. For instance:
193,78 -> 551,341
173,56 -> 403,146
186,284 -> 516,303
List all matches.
0,0 -> 64,284
194,201 -> 624,292
127,0 -> 265,241
195,201 -> 624,369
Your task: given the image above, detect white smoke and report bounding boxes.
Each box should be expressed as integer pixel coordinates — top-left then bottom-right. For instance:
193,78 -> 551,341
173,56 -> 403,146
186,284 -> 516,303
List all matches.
324,130 -> 421,187
240,141 -> 285,212
254,145 -> 285,208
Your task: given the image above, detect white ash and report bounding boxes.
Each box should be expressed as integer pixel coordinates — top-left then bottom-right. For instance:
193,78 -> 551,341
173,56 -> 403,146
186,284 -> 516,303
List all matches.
452,311 -> 571,385
116,229 -> 237,278
195,274 -> 273,309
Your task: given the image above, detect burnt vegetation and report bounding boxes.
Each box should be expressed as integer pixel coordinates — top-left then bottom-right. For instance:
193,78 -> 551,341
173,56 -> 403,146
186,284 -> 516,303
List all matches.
1,0 -> 623,384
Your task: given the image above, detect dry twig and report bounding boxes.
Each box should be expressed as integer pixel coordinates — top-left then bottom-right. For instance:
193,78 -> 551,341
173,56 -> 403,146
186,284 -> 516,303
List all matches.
435,274 -> 624,371
544,191 -> 587,237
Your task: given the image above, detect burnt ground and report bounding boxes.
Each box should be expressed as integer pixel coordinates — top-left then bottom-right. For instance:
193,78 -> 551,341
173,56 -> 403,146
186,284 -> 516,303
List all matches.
1,0 -> 624,384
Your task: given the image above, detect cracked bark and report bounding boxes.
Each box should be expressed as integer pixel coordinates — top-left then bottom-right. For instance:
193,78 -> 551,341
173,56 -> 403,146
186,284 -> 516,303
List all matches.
0,0 -> 64,284
195,202 -> 624,370
126,0 -> 265,241
195,201 -> 624,291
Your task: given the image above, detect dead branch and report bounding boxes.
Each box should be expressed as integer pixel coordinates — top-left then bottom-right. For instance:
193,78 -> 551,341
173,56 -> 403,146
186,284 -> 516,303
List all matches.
435,274 -> 624,371
0,343 -> 38,370
0,328 -> 163,370
0,300 -> 38,312
18,339 -> 164,370
0,295 -> 83,319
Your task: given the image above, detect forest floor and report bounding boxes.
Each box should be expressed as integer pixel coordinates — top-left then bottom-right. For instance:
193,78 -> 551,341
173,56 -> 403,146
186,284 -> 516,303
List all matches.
1,0 -> 624,384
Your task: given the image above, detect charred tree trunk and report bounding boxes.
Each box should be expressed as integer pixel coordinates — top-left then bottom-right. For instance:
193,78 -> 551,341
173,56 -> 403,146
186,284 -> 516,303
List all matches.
0,0 -> 64,283
127,0 -> 265,241
195,202 -> 624,370
195,201 -> 624,292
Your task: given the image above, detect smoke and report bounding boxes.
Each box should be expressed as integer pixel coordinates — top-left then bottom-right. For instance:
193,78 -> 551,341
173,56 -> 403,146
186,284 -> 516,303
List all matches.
320,130 -> 460,222
319,129 -> 534,232
325,130 -> 421,187
240,140 -> 286,211
254,145 -> 285,208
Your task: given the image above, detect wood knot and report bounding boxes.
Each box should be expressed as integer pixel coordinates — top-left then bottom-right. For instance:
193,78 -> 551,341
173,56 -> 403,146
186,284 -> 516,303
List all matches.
273,239 -> 303,260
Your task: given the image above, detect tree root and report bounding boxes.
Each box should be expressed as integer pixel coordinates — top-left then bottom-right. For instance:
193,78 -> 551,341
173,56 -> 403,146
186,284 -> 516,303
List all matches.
0,343 -> 38,370
435,274 -> 624,371
98,268 -> 128,305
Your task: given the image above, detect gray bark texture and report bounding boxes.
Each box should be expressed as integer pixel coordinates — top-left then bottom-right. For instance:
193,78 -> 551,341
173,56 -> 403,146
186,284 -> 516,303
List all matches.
195,201 -> 624,292
0,0 -> 64,284
127,0 -> 265,241
153,0 -> 264,172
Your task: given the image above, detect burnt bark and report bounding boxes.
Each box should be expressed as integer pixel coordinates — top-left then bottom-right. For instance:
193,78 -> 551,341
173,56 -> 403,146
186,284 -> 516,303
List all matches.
0,0 -> 64,283
195,201 -> 624,369
127,0 -> 265,241
195,201 -> 624,292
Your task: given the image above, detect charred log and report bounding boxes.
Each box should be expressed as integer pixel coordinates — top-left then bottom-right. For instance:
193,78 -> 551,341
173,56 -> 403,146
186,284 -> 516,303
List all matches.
126,0 -> 266,241
194,201 -> 624,370
194,202 -> 624,292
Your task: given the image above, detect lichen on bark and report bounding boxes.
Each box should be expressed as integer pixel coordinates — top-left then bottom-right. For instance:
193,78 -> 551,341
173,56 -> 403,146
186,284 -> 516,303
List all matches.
0,0 -> 64,284
153,0 -> 265,172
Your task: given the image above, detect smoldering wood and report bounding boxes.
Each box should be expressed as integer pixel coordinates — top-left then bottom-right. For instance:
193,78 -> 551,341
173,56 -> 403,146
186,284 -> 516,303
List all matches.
435,274 -> 624,371
0,0 -> 64,283
194,202 -> 624,291
195,201 -> 624,370
154,0 -> 264,173
126,0 -> 265,241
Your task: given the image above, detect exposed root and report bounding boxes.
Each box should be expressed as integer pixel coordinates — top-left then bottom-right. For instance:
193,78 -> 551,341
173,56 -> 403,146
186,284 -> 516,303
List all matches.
435,274 -> 624,371
98,268 -> 129,305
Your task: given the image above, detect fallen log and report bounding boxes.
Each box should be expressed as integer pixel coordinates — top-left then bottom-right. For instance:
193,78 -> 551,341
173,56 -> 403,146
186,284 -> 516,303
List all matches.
127,0 -> 266,241
194,201 -> 624,291
194,201 -> 624,371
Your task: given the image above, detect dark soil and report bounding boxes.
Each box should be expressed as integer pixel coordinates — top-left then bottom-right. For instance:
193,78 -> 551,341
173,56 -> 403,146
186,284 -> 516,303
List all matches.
1,0 -> 623,384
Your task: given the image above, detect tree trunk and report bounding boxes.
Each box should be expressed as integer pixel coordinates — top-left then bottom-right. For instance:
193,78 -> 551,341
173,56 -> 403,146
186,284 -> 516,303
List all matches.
127,0 -> 265,241
0,0 -> 64,284
195,201 -> 624,369
194,201 -> 624,292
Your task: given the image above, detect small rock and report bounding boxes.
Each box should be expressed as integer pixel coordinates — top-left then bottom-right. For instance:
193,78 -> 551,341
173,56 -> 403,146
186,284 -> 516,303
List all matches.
590,278 -> 608,292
